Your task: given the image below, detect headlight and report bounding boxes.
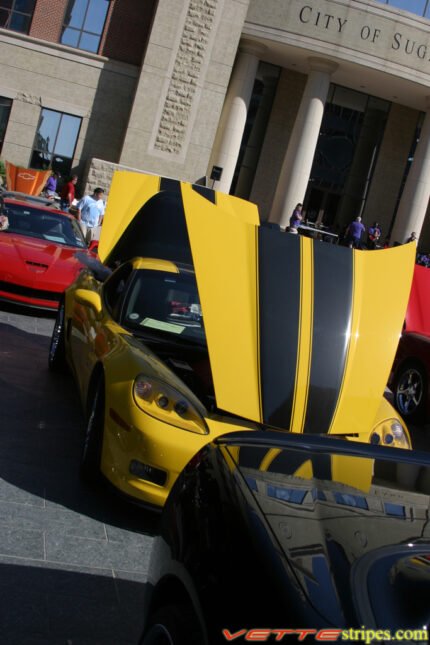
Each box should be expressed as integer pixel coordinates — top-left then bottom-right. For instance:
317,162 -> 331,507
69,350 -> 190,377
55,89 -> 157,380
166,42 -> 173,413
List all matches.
133,375 -> 208,435
370,419 -> 411,450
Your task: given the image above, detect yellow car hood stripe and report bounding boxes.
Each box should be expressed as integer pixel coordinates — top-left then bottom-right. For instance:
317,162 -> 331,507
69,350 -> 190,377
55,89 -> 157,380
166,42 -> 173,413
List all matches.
181,181 -> 262,422
328,242 -> 415,436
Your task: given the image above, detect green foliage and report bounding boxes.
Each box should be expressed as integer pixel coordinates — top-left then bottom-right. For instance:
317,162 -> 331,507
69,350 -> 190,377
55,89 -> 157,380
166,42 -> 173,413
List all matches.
0,159 -> 5,187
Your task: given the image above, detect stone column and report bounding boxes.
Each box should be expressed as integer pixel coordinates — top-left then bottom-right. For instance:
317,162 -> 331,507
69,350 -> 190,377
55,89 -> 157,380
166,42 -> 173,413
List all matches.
209,39 -> 265,193
390,101 -> 430,245
269,58 -> 338,229
234,74 -> 278,199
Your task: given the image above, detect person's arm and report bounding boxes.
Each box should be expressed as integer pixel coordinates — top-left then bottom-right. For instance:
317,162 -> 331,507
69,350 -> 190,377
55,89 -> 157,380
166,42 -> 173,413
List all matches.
99,201 -> 106,226
76,197 -> 84,221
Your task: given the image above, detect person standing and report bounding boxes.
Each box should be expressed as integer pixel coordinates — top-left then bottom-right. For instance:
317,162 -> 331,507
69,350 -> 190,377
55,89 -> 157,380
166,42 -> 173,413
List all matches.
0,194 -> 8,230
288,203 -> 303,233
76,187 -> 105,240
60,174 -> 78,211
406,232 -> 417,244
367,221 -> 382,249
345,216 -> 366,249
43,171 -> 60,197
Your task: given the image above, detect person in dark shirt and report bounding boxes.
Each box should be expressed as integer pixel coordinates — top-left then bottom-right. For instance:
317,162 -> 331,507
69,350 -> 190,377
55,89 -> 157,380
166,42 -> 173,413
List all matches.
367,221 -> 382,249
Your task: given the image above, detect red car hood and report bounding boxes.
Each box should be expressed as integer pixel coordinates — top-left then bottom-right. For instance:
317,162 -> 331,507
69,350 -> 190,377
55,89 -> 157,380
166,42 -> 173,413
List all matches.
0,232 -> 86,287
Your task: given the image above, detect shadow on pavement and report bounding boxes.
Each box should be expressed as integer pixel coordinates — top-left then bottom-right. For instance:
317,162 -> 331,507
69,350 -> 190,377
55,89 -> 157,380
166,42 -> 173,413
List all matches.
0,320 -> 159,534
0,317 -> 156,643
0,561 -> 147,644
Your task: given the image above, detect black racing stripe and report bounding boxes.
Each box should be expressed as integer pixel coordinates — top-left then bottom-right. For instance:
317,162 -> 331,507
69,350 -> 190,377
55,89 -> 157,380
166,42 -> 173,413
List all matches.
258,228 -> 301,429
303,243 -> 353,434
191,184 -> 216,203
160,177 -> 180,194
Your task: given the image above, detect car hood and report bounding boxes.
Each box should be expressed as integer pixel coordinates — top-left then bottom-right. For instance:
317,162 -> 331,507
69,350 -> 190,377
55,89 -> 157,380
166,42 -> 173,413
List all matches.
98,171 -> 415,435
0,232 -> 86,279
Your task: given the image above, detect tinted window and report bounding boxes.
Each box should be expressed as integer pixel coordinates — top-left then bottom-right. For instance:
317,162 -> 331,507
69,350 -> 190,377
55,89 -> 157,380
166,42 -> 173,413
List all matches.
30,108 -> 81,176
61,0 -> 109,54
0,0 -> 34,33
2,203 -> 86,248
123,269 -> 205,345
0,96 -> 12,154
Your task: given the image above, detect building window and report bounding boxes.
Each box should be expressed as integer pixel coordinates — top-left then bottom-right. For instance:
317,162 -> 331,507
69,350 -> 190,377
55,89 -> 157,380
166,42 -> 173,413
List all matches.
0,0 -> 35,34
0,97 -> 12,154
61,0 -> 109,54
304,86 -> 390,229
30,108 -> 81,177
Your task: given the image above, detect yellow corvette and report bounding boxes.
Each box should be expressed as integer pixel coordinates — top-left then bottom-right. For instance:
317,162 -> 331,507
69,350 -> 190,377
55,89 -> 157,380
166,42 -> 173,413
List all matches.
48,172 -> 416,509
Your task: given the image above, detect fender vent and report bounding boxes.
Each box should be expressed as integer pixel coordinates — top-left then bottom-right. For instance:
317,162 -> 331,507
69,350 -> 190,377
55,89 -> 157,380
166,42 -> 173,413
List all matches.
26,261 -> 49,269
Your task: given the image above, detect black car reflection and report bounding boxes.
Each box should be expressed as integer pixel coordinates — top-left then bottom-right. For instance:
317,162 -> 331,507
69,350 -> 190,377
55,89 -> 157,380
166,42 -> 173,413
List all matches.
140,431 -> 430,645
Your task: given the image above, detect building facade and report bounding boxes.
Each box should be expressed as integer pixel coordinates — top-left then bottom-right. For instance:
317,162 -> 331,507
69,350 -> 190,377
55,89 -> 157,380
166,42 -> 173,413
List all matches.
1,0 -> 430,246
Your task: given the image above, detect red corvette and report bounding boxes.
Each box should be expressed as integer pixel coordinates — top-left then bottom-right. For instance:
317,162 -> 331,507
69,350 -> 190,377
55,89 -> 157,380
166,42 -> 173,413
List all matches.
0,197 -> 93,310
389,263 -> 430,423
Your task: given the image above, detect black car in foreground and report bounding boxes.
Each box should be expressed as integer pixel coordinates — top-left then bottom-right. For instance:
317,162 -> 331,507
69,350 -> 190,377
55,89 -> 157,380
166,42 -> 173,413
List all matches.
140,431 -> 430,645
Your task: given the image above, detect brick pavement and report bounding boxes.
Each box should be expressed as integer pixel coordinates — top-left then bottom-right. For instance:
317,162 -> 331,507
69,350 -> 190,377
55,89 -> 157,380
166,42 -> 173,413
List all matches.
0,305 -> 156,644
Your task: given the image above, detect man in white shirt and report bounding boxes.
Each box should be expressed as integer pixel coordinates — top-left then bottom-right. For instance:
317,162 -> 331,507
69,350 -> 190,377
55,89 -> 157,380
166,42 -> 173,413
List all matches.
76,187 -> 105,241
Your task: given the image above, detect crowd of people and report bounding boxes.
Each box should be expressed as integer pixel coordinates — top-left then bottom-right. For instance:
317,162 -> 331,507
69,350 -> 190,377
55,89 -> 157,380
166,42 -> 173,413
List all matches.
287,203 -> 418,250
39,174 -> 425,256
42,171 -> 105,242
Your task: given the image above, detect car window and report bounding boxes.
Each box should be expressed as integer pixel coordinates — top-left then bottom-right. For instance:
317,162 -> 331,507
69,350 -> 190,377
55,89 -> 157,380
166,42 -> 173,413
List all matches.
103,262 -> 134,321
123,269 -> 205,345
2,203 -> 86,248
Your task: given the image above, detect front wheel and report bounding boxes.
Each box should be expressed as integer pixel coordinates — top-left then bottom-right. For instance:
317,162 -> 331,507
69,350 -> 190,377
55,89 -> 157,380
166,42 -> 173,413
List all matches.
394,363 -> 427,424
48,298 -> 66,371
140,604 -> 203,645
80,378 -> 104,484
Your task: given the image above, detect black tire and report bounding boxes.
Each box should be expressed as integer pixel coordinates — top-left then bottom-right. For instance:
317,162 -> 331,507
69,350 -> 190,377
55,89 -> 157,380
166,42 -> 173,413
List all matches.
80,378 -> 104,484
140,604 -> 203,645
48,298 -> 66,371
393,362 -> 427,424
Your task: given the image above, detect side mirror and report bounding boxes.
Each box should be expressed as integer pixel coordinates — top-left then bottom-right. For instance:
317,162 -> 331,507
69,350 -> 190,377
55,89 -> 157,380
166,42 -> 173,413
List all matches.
74,288 -> 103,317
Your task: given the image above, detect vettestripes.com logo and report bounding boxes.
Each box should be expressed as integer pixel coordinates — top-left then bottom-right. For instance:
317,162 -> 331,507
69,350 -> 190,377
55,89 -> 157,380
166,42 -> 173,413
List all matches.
222,627 -> 429,642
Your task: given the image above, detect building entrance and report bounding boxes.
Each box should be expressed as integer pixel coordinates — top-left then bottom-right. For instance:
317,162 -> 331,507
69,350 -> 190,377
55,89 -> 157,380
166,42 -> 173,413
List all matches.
303,87 -> 390,233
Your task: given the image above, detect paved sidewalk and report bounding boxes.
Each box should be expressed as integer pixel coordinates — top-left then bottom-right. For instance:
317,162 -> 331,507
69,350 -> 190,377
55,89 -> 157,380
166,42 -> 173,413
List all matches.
0,306 -> 156,644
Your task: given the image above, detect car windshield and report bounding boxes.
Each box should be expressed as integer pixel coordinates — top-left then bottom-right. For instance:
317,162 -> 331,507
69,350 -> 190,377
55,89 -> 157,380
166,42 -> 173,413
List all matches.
1,203 -> 86,248
122,270 -> 206,345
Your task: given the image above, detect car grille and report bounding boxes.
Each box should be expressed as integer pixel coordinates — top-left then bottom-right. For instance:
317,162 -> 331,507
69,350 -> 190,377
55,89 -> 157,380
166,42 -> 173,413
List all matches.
0,281 -> 61,302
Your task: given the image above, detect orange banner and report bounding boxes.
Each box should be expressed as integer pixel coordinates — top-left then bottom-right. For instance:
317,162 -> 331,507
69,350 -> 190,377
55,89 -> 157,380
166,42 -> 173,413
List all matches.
5,161 -> 51,196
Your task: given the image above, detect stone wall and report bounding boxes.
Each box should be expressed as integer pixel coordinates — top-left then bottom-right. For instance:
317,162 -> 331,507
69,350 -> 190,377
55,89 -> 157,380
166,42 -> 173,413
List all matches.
154,0 -> 219,155
120,0 -> 250,184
